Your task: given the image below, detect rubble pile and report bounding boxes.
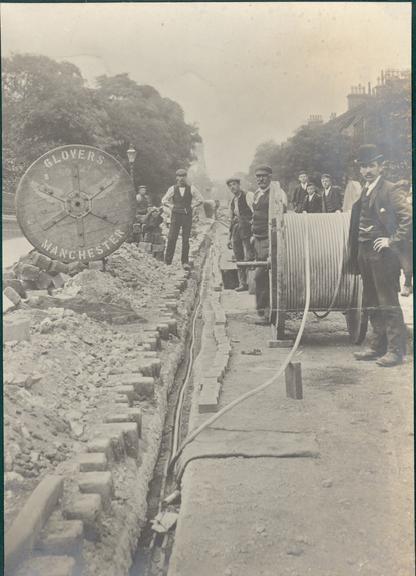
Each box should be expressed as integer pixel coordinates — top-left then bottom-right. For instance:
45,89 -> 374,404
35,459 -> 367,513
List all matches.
3,241 -> 189,530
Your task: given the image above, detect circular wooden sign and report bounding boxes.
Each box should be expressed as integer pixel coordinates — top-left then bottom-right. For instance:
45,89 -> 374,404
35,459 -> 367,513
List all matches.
15,145 -> 136,262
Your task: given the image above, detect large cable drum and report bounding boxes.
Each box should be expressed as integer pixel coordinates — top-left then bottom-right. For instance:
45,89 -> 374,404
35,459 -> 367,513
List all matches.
15,145 -> 136,263
271,211 -> 368,344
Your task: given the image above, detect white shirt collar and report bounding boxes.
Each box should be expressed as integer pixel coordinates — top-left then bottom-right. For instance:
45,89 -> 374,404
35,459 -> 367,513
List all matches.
365,176 -> 381,196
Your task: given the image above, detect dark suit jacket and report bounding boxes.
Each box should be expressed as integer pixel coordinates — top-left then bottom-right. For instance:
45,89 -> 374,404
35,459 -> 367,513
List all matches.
302,193 -> 322,214
229,191 -> 253,239
322,186 -> 343,213
348,178 -> 412,272
293,183 -> 308,212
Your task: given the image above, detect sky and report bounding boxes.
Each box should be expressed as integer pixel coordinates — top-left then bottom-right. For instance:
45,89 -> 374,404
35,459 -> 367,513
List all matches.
1,2 -> 411,180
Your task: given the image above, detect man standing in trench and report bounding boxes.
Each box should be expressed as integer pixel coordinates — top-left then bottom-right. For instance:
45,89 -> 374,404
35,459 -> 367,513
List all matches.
349,145 -> 411,367
162,168 -> 204,270
248,165 -> 287,325
227,176 -> 254,291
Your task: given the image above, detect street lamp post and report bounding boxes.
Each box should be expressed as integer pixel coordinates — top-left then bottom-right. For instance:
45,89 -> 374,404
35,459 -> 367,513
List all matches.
127,145 -> 137,181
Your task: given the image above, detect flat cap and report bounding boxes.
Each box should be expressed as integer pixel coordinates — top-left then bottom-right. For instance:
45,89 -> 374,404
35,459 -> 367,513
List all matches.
176,168 -> 187,176
298,170 -> 308,176
226,176 -> 241,185
321,173 -> 332,180
255,164 -> 273,175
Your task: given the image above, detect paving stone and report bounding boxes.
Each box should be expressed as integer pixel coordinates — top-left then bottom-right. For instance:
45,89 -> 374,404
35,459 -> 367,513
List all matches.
143,337 -> 159,351
93,426 -> 125,460
105,409 -> 142,436
52,273 -> 69,289
4,286 -> 21,305
3,292 -> 16,313
3,278 -> 27,298
36,519 -> 83,556
4,318 -> 31,342
156,323 -> 170,339
78,471 -> 114,509
36,271 -> 54,290
16,555 -> 76,576
49,260 -> 69,274
20,264 -> 40,282
31,252 -> 53,272
114,384 -> 136,402
5,475 -> 64,573
77,452 -> 108,472
64,493 -> 102,541
87,438 -> 113,461
114,394 -> 132,407
103,422 -> 140,458
130,376 -> 155,398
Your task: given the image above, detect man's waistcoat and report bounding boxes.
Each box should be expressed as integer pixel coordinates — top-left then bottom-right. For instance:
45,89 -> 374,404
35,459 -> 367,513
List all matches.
252,190 -> 269,238
172,185 -> 192,215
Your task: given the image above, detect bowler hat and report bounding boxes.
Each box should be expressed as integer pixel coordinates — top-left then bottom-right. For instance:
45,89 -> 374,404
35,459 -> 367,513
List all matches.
176,168 -> 187,176
226,177 -> 241,186
356,145 -> 383,166
255,164 -> 272,175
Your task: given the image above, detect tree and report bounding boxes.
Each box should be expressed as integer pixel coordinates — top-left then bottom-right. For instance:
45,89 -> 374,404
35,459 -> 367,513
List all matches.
250,128 -> 353,189
2,53 -> 115,194
95,74 -> 201,201
2,55 -> 202,202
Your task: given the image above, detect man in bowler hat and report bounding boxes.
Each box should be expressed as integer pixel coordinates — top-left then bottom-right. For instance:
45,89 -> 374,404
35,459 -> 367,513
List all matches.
162,168 -> 204,270
349,145 -> 411,367
227,177 -> 254,291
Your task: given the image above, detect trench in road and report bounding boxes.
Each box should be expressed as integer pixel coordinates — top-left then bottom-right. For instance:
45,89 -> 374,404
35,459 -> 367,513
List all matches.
129,261 -> 207,576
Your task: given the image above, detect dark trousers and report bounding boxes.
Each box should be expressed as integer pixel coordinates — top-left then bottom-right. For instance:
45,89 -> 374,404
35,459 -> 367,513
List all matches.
232,225 -> 254,286
358,242 -> 406,355
165,212 -> 192,264
253,237 -> 270,315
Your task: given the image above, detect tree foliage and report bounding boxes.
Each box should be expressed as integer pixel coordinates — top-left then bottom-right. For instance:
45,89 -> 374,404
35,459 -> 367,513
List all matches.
2,54 -> 201,201
250,74 -> 411,188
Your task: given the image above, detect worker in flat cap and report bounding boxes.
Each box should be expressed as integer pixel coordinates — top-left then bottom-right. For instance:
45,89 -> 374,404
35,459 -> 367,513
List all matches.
227,177 -> 254,291
247,165 -> 287,324
349,144 -> 411,367
162,168 -> 204,270
321,173 -> 342,213
292,170 -> 310,213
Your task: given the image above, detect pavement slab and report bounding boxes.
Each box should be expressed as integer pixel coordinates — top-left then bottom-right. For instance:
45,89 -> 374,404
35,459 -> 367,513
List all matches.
169,239 -> 413,576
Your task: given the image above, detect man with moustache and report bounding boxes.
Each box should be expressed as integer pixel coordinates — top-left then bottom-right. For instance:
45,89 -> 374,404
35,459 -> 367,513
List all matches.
248,165 -> 287,325
349,145 -> 411,367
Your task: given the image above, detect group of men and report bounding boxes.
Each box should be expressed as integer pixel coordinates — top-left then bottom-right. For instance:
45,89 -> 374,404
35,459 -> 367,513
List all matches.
226,144 -> 412,367
292,172 -> 345,214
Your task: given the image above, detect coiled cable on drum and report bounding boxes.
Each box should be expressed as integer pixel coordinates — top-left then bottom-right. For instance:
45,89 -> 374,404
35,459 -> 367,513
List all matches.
284,212 -> 355,314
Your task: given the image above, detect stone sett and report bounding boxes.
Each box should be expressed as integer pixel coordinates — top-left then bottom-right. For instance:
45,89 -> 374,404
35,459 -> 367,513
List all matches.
64,493 -> 102,542
77,471 -> 114,509
4,318 -> 31,342
36,519 -> 83,557
4,286 -> 21,306
16,555 -> 76,576
93,426 -> 125,460
87,438 -> 113,461
77,452 -> 108,472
